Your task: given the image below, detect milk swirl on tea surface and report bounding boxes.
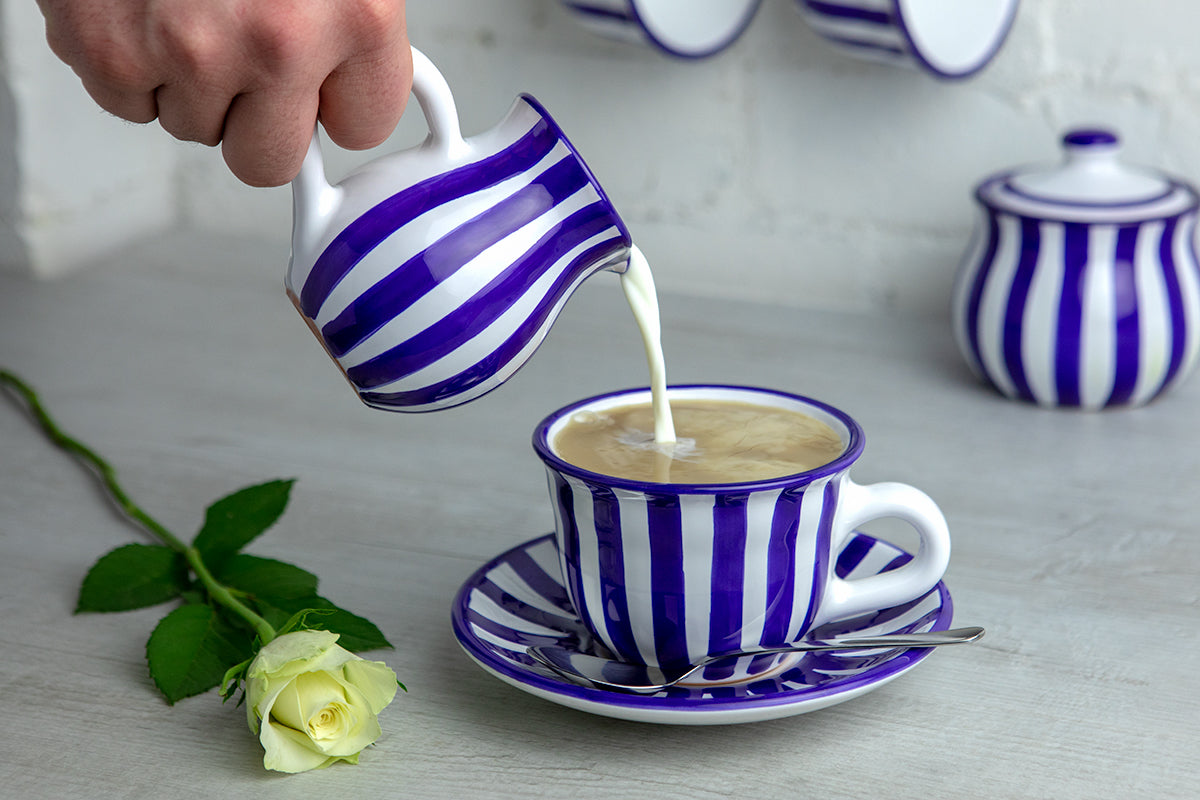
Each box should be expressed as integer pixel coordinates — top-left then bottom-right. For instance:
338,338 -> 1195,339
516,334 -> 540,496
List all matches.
555,400 -> 844,484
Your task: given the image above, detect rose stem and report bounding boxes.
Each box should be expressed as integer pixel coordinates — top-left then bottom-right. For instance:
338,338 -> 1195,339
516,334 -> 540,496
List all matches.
0,369 -> 276,644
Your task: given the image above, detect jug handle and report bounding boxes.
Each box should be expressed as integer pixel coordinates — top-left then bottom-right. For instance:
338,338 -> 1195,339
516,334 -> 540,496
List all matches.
409,47 -> 468,159
291,46 -> 468,260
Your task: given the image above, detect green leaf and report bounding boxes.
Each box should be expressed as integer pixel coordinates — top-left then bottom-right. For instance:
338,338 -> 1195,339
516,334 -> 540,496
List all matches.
76,544 -> 187,613
217,554 -> 318,600
192,479 -> 294,571
146,605 -> 255,704
255,595 -> 392,652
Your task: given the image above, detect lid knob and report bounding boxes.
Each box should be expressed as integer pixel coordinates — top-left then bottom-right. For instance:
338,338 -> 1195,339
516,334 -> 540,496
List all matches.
1062,128 -> 1120,149
1061,128 -> 1122,169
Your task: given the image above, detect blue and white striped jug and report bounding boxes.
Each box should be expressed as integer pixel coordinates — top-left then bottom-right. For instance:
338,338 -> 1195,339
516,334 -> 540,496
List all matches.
286,48 -> 632,412
952,128 -> 1200,410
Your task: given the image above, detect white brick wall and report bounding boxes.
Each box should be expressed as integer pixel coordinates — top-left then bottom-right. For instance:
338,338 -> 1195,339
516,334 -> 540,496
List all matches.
0,0 -> 176,278
6,1 -> 1200,316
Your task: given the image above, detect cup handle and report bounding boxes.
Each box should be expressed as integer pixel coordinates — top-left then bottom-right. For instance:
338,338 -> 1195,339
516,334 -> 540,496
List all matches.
818,479 -> 951,623
291,46 -> 468,260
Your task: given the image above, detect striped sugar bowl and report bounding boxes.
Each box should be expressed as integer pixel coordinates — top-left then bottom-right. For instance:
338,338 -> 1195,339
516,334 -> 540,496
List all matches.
952,128 -> 1200,410
534,385 -> 951,686
796,0 -> 1019,79
286,48 -> 632,412
559,0 -> 761,58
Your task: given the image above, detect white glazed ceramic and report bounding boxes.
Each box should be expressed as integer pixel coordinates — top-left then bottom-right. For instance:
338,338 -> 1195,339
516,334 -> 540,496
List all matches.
796,0 -> 1019,79
452,532 -> 954,724
286,48 -> 632,412
560,0 -> 762,58
952,128 -> 1200,410
532,385 -> 951,685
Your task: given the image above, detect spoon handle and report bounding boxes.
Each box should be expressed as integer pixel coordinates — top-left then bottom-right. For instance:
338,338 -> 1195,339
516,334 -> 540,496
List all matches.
731,626 -> 985,658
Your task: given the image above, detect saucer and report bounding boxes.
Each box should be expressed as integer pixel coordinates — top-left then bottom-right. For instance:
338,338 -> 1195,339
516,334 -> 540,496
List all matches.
451,532 -> 954,725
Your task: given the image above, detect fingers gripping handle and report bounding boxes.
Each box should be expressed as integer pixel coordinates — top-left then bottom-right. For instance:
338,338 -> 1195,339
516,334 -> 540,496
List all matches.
820,480 -> 951,623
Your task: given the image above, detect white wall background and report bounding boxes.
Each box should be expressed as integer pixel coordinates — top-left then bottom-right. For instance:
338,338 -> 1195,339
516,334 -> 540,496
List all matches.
4,1 -> 1200,317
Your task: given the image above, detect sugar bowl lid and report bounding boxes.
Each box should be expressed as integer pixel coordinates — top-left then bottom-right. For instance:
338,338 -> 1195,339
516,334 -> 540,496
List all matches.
977,128 -> 1198,223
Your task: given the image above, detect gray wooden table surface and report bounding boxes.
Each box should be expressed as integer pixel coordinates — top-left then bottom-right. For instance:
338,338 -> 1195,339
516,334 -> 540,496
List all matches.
1,231 -> 1196,799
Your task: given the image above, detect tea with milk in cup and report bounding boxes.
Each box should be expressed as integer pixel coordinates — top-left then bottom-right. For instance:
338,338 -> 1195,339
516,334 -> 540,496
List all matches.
551,399 -> 844,484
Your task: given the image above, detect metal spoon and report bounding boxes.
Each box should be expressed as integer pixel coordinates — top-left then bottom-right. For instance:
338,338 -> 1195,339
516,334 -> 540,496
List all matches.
527,626 -> 984,694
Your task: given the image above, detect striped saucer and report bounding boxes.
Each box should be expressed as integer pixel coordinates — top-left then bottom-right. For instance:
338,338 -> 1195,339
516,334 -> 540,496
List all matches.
452,531 -> 954,724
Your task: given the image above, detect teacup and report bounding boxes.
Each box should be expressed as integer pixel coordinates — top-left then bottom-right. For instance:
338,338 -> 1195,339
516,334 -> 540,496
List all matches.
560,0 -> 762,59
533,385 -> 952,685
286,47 -> 632,412
795,0 -> 1020,80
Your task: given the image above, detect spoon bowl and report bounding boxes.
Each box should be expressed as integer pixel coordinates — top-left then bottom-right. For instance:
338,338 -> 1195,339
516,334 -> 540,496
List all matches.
527,626 -> 984,694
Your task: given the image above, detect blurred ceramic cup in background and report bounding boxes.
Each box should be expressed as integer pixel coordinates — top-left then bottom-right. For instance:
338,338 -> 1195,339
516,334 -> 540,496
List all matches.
286,47 -> 632,413
952,128 -> 1200,410
533,385 -> 952,686
796,0 -> 1019,80
560,0 -> 762,58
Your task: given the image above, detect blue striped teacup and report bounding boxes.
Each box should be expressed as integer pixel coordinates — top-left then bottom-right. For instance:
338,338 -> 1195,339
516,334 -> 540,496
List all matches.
796,0 -> 1020,80
286,48 -> 632,412
534,385 -> 952,686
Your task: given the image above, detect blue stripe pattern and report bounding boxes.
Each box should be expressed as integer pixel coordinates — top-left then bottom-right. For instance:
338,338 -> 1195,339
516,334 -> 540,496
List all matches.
796,0 -> 1019,79
551,468 -> 837,677
953,208 -> 1200,408
451,533 -> 953,712
293,95 -> 631,412
563,2 -> 636,23
804,0 -> 892,25
560,0 -> 762,59
298,120 -> 561,319
798,0 -> 909,65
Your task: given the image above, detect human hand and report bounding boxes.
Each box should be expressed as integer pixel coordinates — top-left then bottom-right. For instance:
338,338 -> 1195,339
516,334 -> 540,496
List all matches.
36,0 -> 412,187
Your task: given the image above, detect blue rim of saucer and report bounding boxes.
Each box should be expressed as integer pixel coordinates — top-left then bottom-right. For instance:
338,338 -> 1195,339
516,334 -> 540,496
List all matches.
451,532 -> 954,722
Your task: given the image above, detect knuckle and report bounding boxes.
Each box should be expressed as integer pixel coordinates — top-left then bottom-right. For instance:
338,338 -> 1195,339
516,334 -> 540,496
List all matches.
244,11 -> 317,75
151,19 -> 224,76
350,0 -> 404,39
88,54 -> 155,97
46,26 -> 151,91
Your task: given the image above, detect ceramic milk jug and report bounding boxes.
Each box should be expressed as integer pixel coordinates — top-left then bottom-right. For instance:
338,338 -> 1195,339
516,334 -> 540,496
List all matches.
286,48 -> 632,412
952,128 -> 1200,409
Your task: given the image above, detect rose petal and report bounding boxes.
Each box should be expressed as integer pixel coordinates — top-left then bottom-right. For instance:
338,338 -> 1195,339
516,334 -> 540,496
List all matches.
306,700 -> 355,744
341,659 -> 399,713
319,696 -> 381,758
289,673 -> 347,726
244,631 -> 395,771
249,630 -> 340,675
246,634 -> 360,732
265,680 -> 306,732
259,718 -> 337,773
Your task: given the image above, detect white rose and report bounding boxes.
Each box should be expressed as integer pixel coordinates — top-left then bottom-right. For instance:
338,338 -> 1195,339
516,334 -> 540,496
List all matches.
246,630 -> 398,773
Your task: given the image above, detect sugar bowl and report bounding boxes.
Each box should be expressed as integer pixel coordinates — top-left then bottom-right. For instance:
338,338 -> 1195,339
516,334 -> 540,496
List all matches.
951,128 -> 1200,409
